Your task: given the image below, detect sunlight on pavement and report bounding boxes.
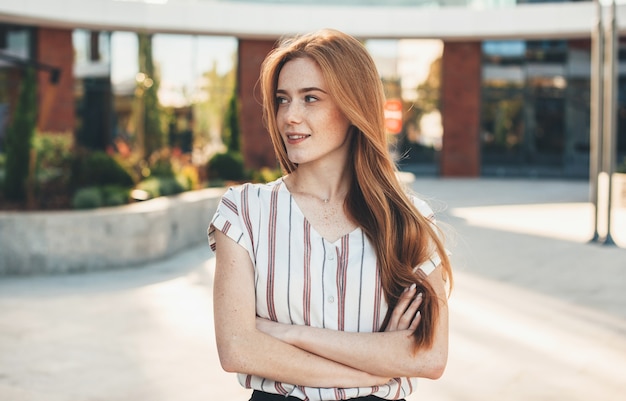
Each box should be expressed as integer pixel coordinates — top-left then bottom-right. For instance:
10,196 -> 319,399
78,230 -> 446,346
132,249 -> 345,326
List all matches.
410,272 -> 626,401
450,203 -> 626,246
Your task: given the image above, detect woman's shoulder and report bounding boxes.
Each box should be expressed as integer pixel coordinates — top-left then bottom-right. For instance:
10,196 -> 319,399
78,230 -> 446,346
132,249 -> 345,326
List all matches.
223,178 -> 285,199
407,193 -> 436,221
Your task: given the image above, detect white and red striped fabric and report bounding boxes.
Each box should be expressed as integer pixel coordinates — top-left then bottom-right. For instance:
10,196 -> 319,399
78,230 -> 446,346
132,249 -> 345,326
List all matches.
208,179 -> 442,401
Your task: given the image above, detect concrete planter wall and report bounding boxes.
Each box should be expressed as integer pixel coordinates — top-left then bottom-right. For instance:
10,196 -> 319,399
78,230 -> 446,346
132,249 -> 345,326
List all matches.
0,187 -> 226,275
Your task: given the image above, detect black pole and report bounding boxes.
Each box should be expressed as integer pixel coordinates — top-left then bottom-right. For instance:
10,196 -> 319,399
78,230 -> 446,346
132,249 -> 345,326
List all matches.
602,0 -> 618,246
590,0 -> 605,243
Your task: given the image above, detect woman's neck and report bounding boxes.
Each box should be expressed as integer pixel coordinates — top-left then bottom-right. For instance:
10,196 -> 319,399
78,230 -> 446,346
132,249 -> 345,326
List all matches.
285,166 -> 351,204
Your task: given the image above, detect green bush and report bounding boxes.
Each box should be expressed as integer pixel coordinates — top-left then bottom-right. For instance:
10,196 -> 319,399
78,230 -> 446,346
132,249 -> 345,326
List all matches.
71,185 -> 131,209
617,157 -> 626,174
147,150 -> 175,178
250,167 -> 283,184
71,150 -> 135,190
32,132 -> 74,198
72,187 -> 103,209
135,176 -> 185,198
159,177 -> 185,196
101,185 -> 130,206
135,177 -> 160,198
33,133 -> 73,170
207,151 -> 246,181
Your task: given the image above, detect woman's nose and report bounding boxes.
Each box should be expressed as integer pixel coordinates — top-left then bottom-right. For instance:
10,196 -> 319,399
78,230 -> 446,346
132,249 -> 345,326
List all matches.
283,101 -> 303,124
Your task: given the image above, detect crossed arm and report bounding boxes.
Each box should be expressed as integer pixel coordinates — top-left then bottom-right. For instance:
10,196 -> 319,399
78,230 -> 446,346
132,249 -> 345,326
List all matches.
212,229 -> 449,389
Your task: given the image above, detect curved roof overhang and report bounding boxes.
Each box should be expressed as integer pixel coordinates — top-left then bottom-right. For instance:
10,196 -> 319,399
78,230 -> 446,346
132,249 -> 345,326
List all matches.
0,0 -> 624,40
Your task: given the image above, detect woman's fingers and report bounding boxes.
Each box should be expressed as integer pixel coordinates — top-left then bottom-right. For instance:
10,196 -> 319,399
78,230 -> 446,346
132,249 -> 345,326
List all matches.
387,284 -> 414,331
408,309 -> 422,332
386,284 -> 423,332
399,292 -> 422,331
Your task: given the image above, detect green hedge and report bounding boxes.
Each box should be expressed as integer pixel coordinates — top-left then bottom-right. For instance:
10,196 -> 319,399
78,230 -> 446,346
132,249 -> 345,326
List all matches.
207,151 -> 246,181
70,150 -> 135,190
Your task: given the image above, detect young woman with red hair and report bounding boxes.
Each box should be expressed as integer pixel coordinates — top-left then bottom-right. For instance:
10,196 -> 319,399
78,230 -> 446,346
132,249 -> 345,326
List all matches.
209,28 -> 453,401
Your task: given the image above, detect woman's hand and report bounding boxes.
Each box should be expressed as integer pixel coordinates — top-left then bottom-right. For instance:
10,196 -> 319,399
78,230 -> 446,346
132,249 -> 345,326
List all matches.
385,284 -> 423,332
256,317 -> 291,342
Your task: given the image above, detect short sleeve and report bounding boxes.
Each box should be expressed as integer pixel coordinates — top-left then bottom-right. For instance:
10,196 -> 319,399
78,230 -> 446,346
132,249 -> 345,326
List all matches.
207,186 -> 254,260
410,195 -> 450,276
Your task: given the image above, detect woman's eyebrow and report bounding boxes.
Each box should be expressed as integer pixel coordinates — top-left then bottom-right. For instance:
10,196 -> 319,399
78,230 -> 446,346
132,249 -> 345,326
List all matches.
276,87 -> 328,94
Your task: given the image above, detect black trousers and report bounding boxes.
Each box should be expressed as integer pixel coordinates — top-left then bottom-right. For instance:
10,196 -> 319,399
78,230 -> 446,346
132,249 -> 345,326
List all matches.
249,390 -> 405,401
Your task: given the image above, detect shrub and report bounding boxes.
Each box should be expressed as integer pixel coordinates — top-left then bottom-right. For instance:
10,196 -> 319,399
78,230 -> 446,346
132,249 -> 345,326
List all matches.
101,185 -> 130,206
178,164 -> 200,190
135,176 -> 185,199
72,187 -> 103,209
32,132 -> 74,207
617,157 -> 626,174
207,151 -> 246,181
34,132 -> 73,172
71,185 -> 131,209
158,177 -> 185,196
147,149 -> 175,178
250,167 -> 283,183
70,150 -> 135,190
135,177 -> 161,198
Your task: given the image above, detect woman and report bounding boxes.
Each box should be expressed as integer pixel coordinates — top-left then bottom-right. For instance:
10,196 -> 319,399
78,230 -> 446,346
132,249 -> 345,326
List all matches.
209,29 -> 453,401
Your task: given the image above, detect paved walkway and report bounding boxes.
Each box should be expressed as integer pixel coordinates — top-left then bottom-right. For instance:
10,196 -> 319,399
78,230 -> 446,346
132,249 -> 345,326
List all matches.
1,178 -> 625,401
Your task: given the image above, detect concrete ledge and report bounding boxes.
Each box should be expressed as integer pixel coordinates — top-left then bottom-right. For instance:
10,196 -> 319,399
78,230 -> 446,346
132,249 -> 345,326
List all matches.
2,1 -> 620,40
0,187 -> 226,275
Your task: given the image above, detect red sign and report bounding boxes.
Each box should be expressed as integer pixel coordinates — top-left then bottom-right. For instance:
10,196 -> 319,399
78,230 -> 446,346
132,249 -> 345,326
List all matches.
384,99 -> 403,134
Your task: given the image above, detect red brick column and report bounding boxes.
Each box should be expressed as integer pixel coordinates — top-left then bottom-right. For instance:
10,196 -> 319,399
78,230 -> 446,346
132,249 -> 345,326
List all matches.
440,41 -> 482,177
35,27 -> 74,133
238,38 -> 277,170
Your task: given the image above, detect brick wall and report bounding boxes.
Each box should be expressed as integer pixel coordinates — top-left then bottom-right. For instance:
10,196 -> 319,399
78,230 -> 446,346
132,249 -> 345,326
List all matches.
238,38 -> 277,170
35,27 -> 74,133
440,41 -> 481,177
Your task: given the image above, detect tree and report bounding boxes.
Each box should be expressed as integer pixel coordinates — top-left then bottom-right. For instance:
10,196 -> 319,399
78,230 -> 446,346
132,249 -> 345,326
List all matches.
207,85 -> 245,182
3,67 -> 36,201
193,58 -> 237,151
138,33 -> 164,158
415,56 -> 441,114
224,88 -> 240,152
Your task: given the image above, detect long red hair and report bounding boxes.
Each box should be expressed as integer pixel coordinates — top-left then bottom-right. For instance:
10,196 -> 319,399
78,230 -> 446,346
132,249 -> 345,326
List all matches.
260,29 -> 452,348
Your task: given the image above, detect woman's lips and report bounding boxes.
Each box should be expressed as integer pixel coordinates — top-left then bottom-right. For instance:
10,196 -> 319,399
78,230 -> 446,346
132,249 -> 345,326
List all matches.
286,133 -> 310,144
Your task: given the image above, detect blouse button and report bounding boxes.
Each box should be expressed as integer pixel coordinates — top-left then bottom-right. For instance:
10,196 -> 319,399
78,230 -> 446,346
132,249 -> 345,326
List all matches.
327,252 -> 335,260
328,296 -> 335,303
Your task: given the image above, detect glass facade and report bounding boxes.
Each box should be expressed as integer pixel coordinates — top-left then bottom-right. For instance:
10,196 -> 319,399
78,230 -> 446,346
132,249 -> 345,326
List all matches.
2,0 -> 621,177
480,38 -> 607,177
73,30 -> 114,150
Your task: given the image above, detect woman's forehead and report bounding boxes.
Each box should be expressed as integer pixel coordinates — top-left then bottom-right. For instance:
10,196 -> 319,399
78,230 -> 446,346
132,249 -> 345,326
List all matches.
277,57 -> 326,89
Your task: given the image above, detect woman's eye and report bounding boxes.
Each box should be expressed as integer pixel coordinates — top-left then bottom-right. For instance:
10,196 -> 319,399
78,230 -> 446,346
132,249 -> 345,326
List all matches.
276,96 -> 288,104
304,95 -> 318,103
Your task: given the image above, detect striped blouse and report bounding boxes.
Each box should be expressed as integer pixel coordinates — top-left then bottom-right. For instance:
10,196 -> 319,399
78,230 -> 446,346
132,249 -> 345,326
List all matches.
208,179 -> 442,401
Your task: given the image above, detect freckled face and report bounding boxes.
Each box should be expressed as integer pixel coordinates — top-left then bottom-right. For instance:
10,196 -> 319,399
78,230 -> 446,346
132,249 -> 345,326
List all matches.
276,57 -> 352,167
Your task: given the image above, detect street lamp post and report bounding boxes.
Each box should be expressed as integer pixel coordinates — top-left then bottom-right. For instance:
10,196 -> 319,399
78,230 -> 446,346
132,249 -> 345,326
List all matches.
602,0 -> 618,246
589,0 -> 605,243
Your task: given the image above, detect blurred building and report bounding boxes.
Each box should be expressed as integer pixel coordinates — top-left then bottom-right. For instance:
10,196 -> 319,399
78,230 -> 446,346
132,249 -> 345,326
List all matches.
0,0 -> 625,177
